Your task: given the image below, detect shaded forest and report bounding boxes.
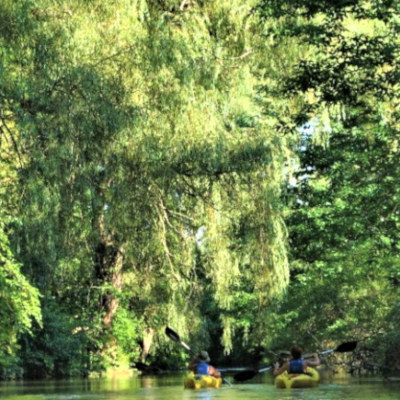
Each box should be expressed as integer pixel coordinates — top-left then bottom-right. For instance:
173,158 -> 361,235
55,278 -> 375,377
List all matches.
0,0 -> 399,379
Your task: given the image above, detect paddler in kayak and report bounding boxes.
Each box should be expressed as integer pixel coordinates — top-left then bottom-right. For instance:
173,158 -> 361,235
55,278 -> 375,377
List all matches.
189,350 -> 221,378
273,345 -> 320,376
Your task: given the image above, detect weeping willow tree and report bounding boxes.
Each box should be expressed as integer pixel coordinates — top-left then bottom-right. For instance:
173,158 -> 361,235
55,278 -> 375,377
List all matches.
0,0 -> 297,376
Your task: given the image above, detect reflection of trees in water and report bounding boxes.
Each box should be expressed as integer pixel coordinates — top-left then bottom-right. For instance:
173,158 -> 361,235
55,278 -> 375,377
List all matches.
197,392 -> 212,400
182,389 -> 213,400
140,377 -> 154,388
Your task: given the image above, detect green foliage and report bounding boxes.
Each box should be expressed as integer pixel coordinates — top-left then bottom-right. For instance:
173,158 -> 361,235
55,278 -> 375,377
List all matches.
1,0 -> 398,379
0,219 -> 41,379
253,0 -> 400,369
112,306 -> 142,363
19,300 -> 90,378
0,0 -> 291,377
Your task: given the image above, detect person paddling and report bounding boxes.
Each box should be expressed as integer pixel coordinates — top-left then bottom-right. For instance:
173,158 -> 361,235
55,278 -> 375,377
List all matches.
189,350 -> 221,378
273,345 -> 320,376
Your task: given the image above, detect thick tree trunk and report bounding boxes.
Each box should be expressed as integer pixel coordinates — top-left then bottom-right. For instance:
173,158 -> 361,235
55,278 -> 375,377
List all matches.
102,246 -> 124,327
94,214 -> 125,328
140,327 -> 155,363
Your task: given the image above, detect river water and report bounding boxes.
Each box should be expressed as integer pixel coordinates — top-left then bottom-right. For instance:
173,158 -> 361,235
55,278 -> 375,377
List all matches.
1,373 -> 399,400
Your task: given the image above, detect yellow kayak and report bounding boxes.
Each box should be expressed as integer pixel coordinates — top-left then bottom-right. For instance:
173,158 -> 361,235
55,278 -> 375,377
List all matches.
275,367 -> 320,389
184,372 -> 222,389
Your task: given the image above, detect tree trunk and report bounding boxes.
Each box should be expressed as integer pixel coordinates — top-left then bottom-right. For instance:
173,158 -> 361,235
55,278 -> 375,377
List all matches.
102,246 -> 124,327
140,327 -> 154,363
94,214 -> 125,328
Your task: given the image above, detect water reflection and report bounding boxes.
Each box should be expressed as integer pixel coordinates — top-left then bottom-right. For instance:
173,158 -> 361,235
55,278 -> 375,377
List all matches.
184,389 -> 213,400
140,377 -> 156,389
0,374 -> 400,400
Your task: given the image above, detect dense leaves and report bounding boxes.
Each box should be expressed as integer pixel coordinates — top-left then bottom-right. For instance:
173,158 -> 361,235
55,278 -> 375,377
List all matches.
256,0 -> 400,373
0,0 -> 399,379
0,0 -> 289,377
0,220 -> 41,379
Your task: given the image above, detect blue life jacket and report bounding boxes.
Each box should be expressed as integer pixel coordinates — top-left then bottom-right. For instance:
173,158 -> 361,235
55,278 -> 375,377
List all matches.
288,359 -> 305,374
196,362 -> 210,376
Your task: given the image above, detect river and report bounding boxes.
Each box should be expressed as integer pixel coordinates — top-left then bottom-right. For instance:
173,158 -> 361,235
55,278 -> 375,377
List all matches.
1,373 -> 399,400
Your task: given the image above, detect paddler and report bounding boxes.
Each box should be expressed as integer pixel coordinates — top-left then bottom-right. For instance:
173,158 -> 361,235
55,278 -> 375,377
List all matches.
273,345 -> 320,376
189,350 -> 221,378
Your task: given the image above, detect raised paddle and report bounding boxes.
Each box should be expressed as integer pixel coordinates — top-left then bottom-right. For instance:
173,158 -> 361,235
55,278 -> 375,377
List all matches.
319,341 -> 357,355
165,326 -> 192,352
233,341 -> 358,382
165,326 -> 232,386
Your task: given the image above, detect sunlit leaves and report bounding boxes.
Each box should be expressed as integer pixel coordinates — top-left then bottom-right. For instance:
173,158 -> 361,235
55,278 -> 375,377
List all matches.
0,0 -> 294,374
0,219 -> 41,376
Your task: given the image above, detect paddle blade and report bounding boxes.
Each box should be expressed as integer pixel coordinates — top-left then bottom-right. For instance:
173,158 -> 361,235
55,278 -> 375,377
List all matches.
234,369 -> 258,382
165,327 -> 192,352
335,341 -> 357,353
165,327 -> 180,342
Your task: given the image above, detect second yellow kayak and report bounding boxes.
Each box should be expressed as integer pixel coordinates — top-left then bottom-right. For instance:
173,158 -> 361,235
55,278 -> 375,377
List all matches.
275,367 -> 320,389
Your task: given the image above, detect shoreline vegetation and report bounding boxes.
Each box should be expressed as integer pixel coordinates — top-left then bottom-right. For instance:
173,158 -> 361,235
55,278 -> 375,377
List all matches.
1,0 -> 399,380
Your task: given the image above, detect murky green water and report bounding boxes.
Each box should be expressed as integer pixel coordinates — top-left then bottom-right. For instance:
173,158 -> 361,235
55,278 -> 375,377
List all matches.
1,373 -> 399,400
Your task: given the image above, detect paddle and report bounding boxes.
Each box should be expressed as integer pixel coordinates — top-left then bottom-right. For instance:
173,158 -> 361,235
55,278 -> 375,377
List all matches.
165,326 -> 192,352
319,341 -> 357,355
233,365 -> 272,382
165,326 -> 232,386
233,341 -> 358,382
